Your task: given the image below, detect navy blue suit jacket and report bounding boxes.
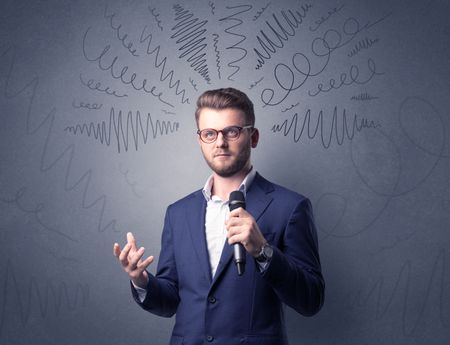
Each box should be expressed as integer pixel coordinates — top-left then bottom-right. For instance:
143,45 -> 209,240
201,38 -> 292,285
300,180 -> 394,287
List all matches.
132,173 -> 324,345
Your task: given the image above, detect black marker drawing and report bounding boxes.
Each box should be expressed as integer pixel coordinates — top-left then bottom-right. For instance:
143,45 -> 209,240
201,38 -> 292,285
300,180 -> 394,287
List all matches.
0,260 -> 89,336
82,27 -> 173,107
351,92 -> 379,101
219,4 -> 253,81
64,107 -> 180,153
308,58 -> 383,97
254,4 -> 313,70
212,33 -> 222,79
139,24 -> 191,105
79,73 -> 128,98
119,163 -> 143,198
281,102 -> 299,112
347,37 -> 380,58
271,106 -> 380,149
104,5 -> 139,57
72,99 -> 103,110
253,3 -> 271,21
309,4 -> 345,32
189,77 -> 198,91
171,4 -> 211,83
261,12 -> 392,106
1,46 -> 119,235
149,6 -> 163,31
209,1 -> 215,15
249,77 -> 264,89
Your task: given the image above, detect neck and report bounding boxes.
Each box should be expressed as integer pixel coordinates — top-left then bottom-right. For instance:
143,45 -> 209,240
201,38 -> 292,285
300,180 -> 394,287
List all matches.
211,166 -> 251,201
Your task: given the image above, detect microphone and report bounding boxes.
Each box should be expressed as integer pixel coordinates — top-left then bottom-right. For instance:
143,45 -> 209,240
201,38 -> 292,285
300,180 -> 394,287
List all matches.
229,191 -> 246,276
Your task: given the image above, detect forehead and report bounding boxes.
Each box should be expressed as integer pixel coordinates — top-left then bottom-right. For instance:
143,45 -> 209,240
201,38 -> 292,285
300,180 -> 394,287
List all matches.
197,107 -> 246,128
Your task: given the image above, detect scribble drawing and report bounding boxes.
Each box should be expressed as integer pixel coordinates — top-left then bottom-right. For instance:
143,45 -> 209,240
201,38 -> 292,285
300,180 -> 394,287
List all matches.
139,25 -> 190,104
64,107 -> 180,153
254,5 -> 313,69
0,260 -> 89,335
271,107 -> 380,149
1,46 -> 118,235
219,4 -> 253,81
212,33 -> 222,79
348,37 -> 380,58
171,4 -> 211,83
351,92 -> 379,101
350,249 -> 449,336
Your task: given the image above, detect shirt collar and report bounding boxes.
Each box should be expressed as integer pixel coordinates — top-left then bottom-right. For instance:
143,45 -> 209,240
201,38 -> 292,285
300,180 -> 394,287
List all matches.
202,167 -> 256,202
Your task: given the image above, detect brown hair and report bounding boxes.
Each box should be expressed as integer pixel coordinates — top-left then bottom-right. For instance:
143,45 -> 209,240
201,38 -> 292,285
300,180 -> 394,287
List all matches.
195,88 -> 255,127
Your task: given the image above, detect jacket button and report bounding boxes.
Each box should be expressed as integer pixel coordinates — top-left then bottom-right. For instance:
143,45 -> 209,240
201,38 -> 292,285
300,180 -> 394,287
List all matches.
208,296 -> 216,303
206,335 -> 214,342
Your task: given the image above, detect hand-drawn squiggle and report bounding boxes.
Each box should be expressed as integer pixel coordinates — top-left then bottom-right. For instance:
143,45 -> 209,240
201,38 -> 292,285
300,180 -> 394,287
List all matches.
219,4 -> 253,81
64,107 -> 180,153
149,7 -> 163,31
139,25 -> 190,104
347,37 -> 380,58
171,4 -> 211,83
253,4 -> 313,69
271,106 -> 380,149
0,260 -> 89,336
212,33 -> 222,79
1,46 -> 119,235
350,92 -> 379,101
349,249 -> 449,336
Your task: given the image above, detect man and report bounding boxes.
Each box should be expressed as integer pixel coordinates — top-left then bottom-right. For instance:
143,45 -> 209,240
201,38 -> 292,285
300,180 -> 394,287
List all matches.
113,88 -> 324,345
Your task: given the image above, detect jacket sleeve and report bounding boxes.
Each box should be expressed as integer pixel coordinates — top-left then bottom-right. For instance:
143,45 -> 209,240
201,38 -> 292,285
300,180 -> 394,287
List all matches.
131,206 -> 180,317
260,198 -> 325,316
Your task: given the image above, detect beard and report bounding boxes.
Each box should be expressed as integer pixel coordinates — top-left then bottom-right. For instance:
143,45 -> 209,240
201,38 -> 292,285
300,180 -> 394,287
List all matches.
203,144 -> 251,178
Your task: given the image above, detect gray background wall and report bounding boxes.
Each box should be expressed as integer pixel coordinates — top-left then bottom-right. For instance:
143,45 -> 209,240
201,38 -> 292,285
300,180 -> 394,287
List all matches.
1,0 -> 449,344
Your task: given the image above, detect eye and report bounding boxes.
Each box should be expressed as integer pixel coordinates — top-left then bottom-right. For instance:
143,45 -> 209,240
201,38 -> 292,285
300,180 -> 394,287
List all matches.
202,129 -> 217,139
223,126 -> 240,138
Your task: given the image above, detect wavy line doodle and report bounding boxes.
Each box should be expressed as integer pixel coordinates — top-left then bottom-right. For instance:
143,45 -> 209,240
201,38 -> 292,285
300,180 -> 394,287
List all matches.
79,73 -> 127,98
149,6 -> 163,31
349,249 -> 449,336
72,99 -> 103,110
309,4 -> 345,32
249,77 -> 264,89
189,77 -> 198,91
209,1 -> 215,15
253,3 -> 271,21
0,260 -> 89,335
348,37 -> 380,58
271,106 -> 381,149
351,92 -> 379,101
254,4 -> 313,70
171,4 -> 211,83
219,4 -> 253,81
64,107 -> 180,153
104,5 -> 139,57
82,27 -> 173,107
212,33 -> 222,79
139,24 -> 191,104
1,46 -> 119,235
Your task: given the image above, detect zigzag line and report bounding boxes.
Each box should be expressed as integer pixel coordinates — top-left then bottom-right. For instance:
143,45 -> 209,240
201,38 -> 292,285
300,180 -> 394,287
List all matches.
1,46 -> 119,236
219,4 -> 253,81
64,108 -> 180,153
171,4 -> 211,83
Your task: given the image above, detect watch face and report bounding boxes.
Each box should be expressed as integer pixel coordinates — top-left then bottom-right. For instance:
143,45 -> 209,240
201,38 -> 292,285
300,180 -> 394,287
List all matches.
263,245 -> 273,258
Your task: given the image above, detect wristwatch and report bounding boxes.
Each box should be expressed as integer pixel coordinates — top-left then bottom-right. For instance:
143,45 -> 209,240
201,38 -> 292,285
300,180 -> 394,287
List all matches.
255,243 -> 273,262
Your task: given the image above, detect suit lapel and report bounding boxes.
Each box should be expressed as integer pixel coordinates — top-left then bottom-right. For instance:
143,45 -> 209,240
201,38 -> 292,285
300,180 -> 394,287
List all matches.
211,174 -> 274,286
186,192 -> 212,284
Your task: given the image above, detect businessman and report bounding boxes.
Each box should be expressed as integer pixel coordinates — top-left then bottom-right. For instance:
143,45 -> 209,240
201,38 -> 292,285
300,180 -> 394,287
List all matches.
114,88 -> 324,345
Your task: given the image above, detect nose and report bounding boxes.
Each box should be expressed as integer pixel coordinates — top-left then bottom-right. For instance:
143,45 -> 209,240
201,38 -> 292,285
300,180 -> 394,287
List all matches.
215,131 -> 228,147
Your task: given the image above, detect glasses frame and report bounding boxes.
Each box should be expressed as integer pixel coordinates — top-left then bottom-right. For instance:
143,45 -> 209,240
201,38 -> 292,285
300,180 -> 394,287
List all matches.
197,125 -> 254,143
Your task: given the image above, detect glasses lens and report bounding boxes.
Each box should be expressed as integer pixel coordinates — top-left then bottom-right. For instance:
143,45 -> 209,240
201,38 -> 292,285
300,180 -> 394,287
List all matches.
201,129 -> 217,143
223,126 -> 240,139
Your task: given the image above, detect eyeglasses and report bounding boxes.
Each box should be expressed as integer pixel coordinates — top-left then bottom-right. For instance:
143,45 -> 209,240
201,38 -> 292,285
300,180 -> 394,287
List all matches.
197,125 -> 253,143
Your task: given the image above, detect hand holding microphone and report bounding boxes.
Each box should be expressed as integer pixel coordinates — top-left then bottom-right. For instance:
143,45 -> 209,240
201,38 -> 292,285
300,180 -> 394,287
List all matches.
227,191 -> 268,276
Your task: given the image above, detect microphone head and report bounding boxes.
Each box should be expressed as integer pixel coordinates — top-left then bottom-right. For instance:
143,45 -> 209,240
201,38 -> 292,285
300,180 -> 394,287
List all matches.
229,190 -> 246,211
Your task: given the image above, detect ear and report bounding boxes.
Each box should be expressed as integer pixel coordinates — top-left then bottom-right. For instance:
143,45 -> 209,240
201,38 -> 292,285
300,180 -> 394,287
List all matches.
251,128 -> 259,148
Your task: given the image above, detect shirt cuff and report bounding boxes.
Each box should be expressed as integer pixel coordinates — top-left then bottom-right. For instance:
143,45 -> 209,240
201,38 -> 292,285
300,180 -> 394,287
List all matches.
131,281 -> 148,302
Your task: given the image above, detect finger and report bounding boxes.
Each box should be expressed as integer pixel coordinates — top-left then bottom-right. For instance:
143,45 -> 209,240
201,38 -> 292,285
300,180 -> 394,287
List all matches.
127,232 -> 137,251
119,243 -> 132,264
113,243 -> 121,257
138,255 -> 154,270
129,247 -> 146,268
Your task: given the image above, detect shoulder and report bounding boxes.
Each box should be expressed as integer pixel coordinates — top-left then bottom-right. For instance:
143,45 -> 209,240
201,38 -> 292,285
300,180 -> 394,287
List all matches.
166,188 -> 204,213
253,173 -> 308,204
